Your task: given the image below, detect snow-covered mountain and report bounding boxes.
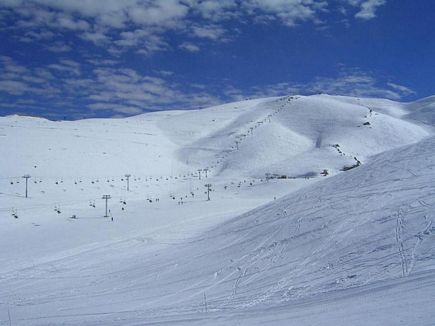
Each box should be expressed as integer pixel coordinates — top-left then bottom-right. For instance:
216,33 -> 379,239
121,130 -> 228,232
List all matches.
1,94 -> 435,325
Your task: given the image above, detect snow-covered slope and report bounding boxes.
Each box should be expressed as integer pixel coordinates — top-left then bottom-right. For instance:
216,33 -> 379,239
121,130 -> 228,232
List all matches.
404,95 -> 435,126
1,94 -> 435,325
159,95 -> 430,178
1,95 -> 430,179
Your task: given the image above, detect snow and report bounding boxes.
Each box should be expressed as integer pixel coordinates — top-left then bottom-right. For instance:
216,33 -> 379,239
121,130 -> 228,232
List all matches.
1,94 -> 435,325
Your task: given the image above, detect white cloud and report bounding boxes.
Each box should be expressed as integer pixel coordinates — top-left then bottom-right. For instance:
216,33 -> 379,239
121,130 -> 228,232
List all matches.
0,55 -> 412,119
84,66 -> 222,111
344,0 -> 386,20
157,70 -> 174,77
128,0 -> 189,27
305,71 -> 407,99
0,0 -> 366,55
0,55 -> 223,117
115,29 -> 168,55
0,56 -> 60,96
387,83 -> 415,96
191,24 -> 226,40
242,0 -> 328,26
56,14 -> 90,30
46,42 -> 72,53
80,30 -> 109,45
0,79 -> 29,95
0,0 -> 389,58
19,29 -> 55,42
0,1 -> 394,119
356,0 -> 385,19
194,0 -> 237,20
179,42 -> 200,52
47,59 -> 81,76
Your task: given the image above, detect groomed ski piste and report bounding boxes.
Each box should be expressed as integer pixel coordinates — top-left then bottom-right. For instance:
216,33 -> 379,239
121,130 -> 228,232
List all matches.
1,94 -> 435,325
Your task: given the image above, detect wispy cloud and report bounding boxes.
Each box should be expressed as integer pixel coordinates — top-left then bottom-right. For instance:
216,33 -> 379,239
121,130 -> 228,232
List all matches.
191,24 -> 226,41
47,59 -> 81,76
242,0 -> 328,26
179,42 -> 200,52
0,55 -> 412,120
222,67 -> 415,101
0,1 -> 395,119
0,56 -> 59,96
0,56 -> 221,118
46,42 -> 72,53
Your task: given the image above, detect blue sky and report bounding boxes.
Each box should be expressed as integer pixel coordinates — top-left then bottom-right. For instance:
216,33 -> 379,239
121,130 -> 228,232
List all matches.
0,0 -> 434,120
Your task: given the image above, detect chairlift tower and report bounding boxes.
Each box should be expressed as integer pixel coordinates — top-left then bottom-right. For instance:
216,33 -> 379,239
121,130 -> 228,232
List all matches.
205,184 -> 212,201
22,174 -> 31,198
125,174 -> 131,191
102,195 -> 111,217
